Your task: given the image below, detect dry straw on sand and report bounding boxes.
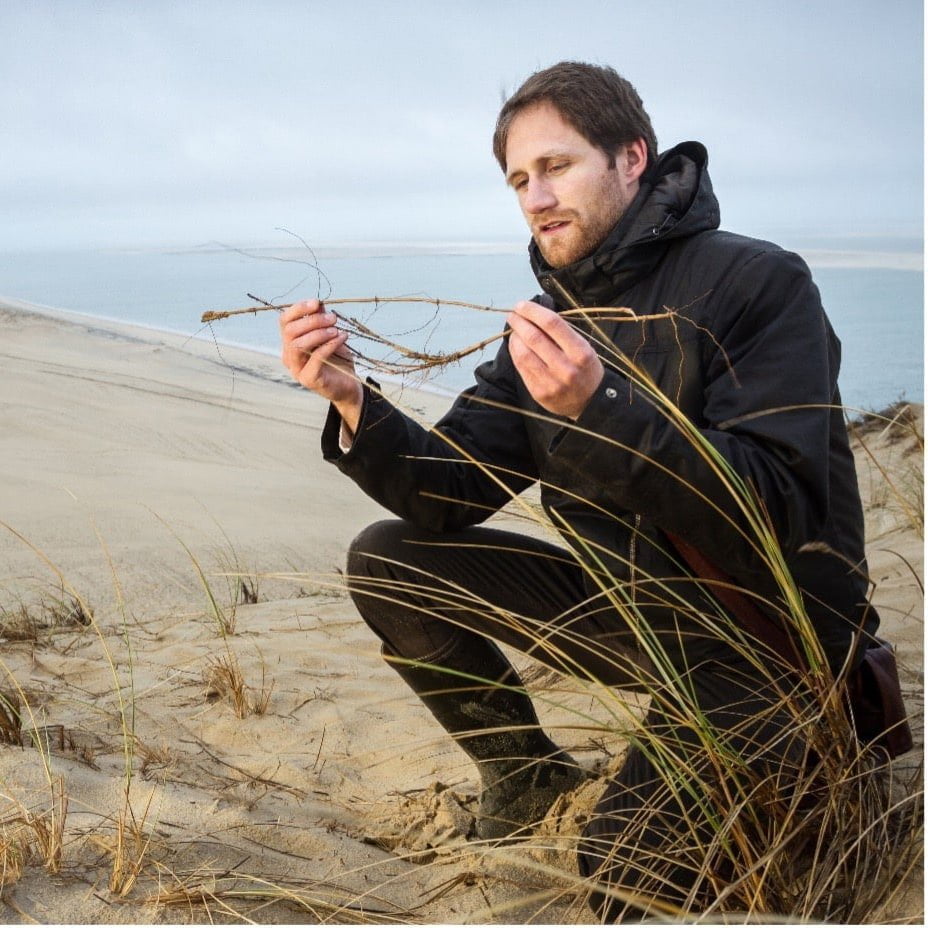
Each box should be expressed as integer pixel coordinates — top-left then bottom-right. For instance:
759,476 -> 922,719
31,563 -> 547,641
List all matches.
0,301 -> 922,923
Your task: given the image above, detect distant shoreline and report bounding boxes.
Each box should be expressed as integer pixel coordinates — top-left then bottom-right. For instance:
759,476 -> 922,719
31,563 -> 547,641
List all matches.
0,293 -> 461,401
1,240 -> 923,273
795,250 -> 923,272
175,243 -> 924,272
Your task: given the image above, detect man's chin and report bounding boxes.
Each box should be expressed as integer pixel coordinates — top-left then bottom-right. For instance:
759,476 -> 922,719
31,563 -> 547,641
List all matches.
536,241 -> 584,269
535,229 -> 600,269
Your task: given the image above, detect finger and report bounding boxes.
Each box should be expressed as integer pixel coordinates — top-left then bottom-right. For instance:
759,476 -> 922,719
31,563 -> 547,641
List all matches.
301,332 -> 351,384
508,327 -> 569,397
508,330 -> 550,382
509,314 -> 599,397
313,331 -> 351,366
281,311 -> 336,374
289,318 -> 341,354
279,299 -> 323,327
510,300 -> 589,362
507,312 -> 562,372
283,310 -> 338,345
510,300 -> 564,332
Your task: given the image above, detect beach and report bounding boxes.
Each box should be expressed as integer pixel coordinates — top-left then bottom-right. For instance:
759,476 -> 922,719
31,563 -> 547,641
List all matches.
0,299 -> 922,923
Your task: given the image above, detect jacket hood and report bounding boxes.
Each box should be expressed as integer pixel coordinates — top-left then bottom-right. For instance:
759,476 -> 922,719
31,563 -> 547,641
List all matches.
530,141 -> 720,307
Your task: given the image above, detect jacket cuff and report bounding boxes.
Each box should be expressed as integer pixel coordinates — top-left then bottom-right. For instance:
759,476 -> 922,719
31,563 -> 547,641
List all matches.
321,377 -> 381,462
549,368 -> 643,456
576,368 -> 637,426
545,369 -> 634,456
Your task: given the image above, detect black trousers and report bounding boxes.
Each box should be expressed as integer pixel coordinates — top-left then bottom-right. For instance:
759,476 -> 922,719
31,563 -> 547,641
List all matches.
346,519 -> 805,922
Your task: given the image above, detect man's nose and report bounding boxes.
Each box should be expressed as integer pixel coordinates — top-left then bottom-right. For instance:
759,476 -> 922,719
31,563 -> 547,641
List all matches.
522,177 -> 558,214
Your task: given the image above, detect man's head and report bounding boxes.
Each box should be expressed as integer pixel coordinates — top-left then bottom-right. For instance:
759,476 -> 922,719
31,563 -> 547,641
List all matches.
493,62 -> 657,268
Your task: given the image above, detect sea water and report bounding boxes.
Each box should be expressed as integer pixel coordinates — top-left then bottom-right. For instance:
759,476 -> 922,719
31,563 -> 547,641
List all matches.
0,244 -> 921,414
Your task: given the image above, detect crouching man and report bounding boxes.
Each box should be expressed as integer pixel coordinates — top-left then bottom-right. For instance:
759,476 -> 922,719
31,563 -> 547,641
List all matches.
280,61 -> 876,920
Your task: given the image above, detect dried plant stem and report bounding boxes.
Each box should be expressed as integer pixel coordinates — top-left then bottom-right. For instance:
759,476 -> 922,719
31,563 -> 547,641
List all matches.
201,296 -> 694,377
347,324 -> 506,375
24,775 -> 68,875
201,295 -> 509,323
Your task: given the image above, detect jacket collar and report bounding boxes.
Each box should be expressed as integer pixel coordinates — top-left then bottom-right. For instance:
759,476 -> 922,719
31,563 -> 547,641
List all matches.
529,141 -> 720,308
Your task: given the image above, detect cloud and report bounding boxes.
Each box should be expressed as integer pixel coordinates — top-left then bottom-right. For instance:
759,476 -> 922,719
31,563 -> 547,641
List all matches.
1,0 -> 922,250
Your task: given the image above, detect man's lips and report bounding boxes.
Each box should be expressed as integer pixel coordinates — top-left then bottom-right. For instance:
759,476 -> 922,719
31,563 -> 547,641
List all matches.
537,219 -> 571,234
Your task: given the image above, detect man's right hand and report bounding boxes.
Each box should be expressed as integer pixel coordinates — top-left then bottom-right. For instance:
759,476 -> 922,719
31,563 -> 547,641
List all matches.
280,300 -> 364,434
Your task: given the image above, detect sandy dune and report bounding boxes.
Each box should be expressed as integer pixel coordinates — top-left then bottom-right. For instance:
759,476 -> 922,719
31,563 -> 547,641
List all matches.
0,300 -> 921,923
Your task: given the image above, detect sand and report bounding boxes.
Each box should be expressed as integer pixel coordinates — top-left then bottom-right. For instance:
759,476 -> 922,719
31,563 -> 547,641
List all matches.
0,297 -> 921,924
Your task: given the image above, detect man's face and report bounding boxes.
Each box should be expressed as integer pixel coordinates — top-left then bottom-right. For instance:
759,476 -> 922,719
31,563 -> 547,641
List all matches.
505,102 -> 636,268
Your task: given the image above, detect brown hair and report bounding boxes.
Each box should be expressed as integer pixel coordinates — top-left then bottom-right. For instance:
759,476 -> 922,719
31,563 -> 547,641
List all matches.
492,61 -> 658,172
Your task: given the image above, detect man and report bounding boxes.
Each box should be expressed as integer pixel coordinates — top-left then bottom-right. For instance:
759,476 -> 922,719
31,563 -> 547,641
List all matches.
279,62 -> 876,920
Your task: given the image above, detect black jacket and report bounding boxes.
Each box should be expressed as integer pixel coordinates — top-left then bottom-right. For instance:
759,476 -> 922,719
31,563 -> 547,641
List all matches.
323,142 -> 877,677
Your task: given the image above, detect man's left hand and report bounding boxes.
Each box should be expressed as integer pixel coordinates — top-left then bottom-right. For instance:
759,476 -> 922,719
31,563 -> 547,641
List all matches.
506,301 -> 604,420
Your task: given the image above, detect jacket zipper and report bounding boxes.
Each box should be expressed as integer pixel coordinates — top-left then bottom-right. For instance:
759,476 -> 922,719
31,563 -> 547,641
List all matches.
545,275 -> 581,310
629,514 -> 640,603
547,273 -> 639,601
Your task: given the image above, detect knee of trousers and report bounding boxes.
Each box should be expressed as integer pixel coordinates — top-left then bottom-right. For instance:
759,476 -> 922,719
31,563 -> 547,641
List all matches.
346,520 -> 407,643
344,519 -> 415,627
345,520 -> 461,657
345,519 -> 411,584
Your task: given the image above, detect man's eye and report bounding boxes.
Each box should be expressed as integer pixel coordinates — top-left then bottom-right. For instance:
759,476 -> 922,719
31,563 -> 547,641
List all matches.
514,178 -> 528,191
549,162 -> 568,174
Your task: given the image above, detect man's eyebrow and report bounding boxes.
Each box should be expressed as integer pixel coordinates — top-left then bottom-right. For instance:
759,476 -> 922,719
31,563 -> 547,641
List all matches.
505,149 -> 572,186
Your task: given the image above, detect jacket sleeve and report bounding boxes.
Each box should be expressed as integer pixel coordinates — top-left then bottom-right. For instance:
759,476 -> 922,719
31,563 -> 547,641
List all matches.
321,341 -> 539,532
548,248 -> 840,569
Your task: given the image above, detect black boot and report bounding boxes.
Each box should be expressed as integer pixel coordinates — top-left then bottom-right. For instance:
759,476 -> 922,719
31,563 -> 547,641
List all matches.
384,638 -> 587,840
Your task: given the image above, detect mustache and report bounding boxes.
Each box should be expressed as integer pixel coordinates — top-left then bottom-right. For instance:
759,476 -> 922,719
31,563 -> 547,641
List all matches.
532,211 -> 578,233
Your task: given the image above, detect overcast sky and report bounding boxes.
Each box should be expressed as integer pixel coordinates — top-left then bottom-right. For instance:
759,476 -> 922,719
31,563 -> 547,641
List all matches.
2,0 -> 923,252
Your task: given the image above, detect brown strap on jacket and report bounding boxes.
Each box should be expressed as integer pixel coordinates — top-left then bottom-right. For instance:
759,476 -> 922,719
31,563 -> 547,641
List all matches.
666,532 -> 804,670
666,533 -> 913,756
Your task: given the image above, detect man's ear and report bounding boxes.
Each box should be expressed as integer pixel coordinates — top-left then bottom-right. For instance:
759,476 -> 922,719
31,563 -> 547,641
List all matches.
621,138 -> 649,184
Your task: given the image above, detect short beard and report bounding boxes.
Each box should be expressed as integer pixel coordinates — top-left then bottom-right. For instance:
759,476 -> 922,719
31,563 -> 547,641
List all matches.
537,219 -> 615,268
535,171 -> 629,268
